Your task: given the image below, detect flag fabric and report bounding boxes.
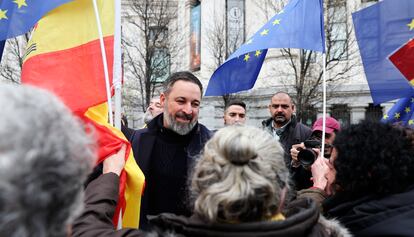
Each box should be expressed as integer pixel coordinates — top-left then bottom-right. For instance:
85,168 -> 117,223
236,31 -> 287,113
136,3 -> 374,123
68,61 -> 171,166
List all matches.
0,0 -> 72,40
389,38 -> 414,86
21,0 -> 114,113
82,103 -> 145,228
20,0 -> 144,228
0,40 -> 5,62
352,0 -> 414,105
205,0 -> 325,96
381,96 -> 414,127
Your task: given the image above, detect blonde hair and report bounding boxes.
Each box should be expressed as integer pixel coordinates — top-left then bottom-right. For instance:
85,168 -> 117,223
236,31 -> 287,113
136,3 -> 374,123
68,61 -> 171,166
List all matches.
191,126 -> 290,223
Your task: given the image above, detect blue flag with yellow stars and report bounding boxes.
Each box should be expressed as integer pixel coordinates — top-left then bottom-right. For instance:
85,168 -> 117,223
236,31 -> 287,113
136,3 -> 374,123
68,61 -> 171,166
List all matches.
205,0 -> 325,96
382,97 -> 414,127
0,0 -> 72,40
353,0 -> 414,105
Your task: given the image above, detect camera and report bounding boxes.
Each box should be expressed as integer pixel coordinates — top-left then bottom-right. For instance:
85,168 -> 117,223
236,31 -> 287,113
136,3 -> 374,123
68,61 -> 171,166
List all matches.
297,139 -> 322,166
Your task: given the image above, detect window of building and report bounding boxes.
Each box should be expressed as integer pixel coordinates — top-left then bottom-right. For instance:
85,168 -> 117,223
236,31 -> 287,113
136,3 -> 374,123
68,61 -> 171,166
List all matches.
301,105 -> 318,127
149,26 -> 170,83
327,0 -> 348,61
331,104 -> 350,127
190,1 -> 201,71
365,103 -> 383,122
151,48 -> 170,83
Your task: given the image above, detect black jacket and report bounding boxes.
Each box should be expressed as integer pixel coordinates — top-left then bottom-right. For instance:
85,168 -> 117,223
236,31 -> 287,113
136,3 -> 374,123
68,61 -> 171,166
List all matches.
149,198 -> 351,237
262,116 -> 312,164
262,116 -> 312,190
323,186 -> 414,237
129,114 -> 212,229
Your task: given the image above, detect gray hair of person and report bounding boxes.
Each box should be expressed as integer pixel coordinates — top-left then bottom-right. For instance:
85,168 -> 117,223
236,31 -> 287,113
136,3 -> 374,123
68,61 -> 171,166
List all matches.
191,126 -> 290,223
0,84 -> 96,237
162,71 -> 203,96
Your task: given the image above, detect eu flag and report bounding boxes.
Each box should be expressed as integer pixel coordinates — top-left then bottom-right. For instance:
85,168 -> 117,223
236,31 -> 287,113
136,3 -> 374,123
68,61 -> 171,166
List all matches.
381,96 -> 414,127
205,0 -> 325,96
352,0 -> 414,104
0,0 -> 72,40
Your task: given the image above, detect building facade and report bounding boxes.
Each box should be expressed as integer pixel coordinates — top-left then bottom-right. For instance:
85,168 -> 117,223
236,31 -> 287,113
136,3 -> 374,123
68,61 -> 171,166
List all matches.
123,0 -> 393,130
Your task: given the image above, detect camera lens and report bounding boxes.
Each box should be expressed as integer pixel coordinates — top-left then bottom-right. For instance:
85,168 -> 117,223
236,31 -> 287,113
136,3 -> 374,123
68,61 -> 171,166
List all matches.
297,149 -> 317,166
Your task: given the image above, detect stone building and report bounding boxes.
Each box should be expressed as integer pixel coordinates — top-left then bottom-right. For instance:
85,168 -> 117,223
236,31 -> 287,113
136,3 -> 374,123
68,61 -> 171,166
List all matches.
122,0 -> 394,130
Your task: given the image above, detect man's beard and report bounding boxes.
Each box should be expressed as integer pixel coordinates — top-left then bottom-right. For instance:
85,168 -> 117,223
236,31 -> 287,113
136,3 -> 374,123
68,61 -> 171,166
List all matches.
164,111 -> 197,135
143,110 -> 153,124
273,113 -> 287,125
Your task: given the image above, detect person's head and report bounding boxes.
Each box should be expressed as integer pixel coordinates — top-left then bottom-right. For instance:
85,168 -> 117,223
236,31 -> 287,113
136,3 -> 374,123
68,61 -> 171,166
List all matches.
311,117 -> 341,144
160,71 -> 203,135
143,97 -> 163,124
268,92 -> 294,128
0,85 -> 95,237
332,121 -> 414,197
223,100 -> 247,126
191,126 -> 290,223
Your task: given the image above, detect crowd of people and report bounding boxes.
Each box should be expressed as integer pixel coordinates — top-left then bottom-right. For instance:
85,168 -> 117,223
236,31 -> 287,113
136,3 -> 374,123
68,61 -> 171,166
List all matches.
1,71 -> 414,237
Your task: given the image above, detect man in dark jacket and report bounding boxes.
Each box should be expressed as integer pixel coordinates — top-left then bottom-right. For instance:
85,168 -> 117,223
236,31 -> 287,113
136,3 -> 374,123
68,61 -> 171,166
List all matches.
262,92 -> 312,189
128,71 -> 212,229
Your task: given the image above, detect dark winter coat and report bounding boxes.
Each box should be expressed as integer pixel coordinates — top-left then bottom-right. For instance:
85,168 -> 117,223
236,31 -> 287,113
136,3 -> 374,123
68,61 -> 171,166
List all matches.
149,198 -> 351,237
128,114 -> 212,229
262,116 -> 312,190
323,186 -> 414,237
72,173 -> 156,237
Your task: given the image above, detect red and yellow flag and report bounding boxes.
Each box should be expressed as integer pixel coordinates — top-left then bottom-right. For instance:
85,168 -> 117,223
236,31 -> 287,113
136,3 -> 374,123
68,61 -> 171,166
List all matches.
21,0 -> 144,228
21,0 -> 114,113
81,103 -> 144,228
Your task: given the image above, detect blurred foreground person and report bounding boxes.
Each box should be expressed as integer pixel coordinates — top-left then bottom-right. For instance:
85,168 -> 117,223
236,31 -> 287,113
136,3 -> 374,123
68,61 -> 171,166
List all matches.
149,126 -> 350,237
0,85 -> 96,237
303,121 -> 414,236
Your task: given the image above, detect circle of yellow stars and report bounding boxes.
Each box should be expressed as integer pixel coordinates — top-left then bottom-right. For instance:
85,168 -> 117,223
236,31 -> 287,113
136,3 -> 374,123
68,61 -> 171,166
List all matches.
0,0 -> 29,20
383,98 -> 414,125
242,9 -> 284,63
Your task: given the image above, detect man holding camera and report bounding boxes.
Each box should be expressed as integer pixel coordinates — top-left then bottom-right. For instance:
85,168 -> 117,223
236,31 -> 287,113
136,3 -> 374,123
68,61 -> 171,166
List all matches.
262,92 -> 312,187
290,116 -> 341,190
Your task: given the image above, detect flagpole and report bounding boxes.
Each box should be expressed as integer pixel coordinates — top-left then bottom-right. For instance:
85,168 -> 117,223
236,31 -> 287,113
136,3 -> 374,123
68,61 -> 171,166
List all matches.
92,0 -> 114,126
321,53 -> 327,159
113,0 -> 124,229
113,0 -> 122,130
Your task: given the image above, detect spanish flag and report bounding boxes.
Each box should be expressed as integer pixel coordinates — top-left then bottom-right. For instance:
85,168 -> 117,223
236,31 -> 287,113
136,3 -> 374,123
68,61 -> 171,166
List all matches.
81,103 -> 145,228
21,0 -> 114,113
21,0 -> 144,228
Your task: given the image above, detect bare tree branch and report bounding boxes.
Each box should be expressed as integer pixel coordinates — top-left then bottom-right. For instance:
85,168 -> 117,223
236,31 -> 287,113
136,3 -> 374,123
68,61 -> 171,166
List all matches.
122,0 -> 182,112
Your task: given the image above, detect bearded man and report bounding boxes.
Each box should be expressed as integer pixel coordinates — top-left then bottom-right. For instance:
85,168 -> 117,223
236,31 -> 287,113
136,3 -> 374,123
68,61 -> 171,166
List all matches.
142,97 -> 163,125
262,92 -> 311,189
129,71 -> 212,229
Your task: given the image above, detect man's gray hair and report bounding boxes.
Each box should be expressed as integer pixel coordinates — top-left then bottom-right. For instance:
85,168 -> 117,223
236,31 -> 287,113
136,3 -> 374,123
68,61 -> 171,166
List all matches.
0,84 -> 96,237
191,126 -> 290,223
